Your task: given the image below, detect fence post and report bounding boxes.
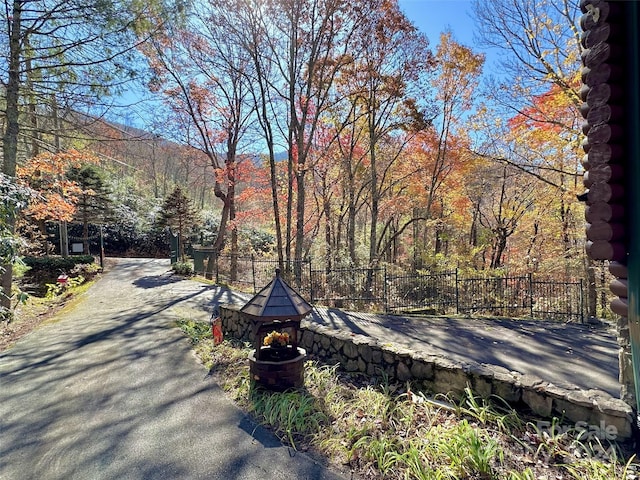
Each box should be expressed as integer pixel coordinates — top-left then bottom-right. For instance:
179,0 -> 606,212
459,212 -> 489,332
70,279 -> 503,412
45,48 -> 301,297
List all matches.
309,260 -> 314,302
455,268 -> 460,315
528,273 -> 534,319
580,279 -> 585,324
251,254 -> 256,293
383,267 -> 388,312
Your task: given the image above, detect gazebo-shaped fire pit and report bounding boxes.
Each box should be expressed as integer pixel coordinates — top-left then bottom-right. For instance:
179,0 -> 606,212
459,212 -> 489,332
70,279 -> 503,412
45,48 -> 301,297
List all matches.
241,269 -> 311,390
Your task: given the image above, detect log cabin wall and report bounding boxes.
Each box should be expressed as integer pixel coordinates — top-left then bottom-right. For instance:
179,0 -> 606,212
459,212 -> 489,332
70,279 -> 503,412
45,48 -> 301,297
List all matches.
579,0 -> 637,411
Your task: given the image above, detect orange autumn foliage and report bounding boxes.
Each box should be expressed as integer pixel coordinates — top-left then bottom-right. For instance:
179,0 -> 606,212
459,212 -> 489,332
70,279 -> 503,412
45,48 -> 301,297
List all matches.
17,149 -> 100,222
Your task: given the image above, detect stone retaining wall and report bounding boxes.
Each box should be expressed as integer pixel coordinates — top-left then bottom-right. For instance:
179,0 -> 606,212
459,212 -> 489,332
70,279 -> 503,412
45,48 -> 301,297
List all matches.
220,304 -> 635,440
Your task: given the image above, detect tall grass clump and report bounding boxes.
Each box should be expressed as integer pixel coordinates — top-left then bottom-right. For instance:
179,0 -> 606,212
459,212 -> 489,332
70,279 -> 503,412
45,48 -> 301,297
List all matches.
179,328 -> 638,480
249,388 -> 329,449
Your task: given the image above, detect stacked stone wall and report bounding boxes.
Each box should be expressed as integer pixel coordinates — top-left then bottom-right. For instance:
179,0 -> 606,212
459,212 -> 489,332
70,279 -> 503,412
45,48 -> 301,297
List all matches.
219,304 -> 634,439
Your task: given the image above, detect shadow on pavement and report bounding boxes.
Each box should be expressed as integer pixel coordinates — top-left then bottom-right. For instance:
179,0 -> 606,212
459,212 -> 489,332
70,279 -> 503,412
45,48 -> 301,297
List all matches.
0,258 -> 346,480
305,305 -> 619,396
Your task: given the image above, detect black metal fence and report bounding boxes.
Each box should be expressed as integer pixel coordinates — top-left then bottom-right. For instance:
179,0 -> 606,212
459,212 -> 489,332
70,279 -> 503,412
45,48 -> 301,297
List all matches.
310,267 -> 386,310
387,272 -> 584,321
193,251 -> 312,294
202,255 -> 584,322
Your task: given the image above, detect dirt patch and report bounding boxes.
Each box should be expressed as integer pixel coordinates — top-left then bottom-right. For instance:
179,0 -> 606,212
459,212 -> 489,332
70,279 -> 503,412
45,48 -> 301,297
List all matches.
0,299 -> 61,352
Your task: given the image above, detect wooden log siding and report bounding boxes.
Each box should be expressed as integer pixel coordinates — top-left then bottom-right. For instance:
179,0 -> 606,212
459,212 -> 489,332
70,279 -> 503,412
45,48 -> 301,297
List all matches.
586,181 -> 624,203
586,221 -> 625,242
582,143 -> 624,169
579,82 -> 624,107
586,240 -> 626,261
608,259 -> 630,317
585,202 -> 625,223
583,163 -> 624,187
579,0 -> 629,315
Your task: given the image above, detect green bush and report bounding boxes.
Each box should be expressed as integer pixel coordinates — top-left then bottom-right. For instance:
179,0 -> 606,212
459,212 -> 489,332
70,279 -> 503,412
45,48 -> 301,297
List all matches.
172,261 -> 194,276
70,262 -> 102,279
176,319 -> 211,344
44,274 -> 87,299
22,255 -> 95,273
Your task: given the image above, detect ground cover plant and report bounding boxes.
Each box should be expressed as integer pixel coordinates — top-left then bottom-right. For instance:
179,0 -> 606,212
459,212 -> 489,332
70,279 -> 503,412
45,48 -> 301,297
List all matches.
177,319 -> 639,480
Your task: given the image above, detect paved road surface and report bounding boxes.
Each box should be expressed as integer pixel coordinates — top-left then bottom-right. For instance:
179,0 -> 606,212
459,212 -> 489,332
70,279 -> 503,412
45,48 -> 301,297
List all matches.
0,258 -> 347,480
0,257 -> 621,479
307,309 -> 620,397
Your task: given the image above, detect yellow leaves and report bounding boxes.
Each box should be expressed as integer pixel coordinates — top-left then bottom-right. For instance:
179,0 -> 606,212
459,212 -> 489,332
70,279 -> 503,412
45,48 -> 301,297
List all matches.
433,31 -> 484,111
507,81 -> 578,139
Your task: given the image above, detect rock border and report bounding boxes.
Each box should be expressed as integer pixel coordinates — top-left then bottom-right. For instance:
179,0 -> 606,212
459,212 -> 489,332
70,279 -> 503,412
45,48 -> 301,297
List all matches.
220,304 -> 635,439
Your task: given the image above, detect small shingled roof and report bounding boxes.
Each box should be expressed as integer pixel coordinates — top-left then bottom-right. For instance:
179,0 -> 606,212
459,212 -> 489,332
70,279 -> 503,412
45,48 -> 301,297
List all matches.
240,269 -> 312,321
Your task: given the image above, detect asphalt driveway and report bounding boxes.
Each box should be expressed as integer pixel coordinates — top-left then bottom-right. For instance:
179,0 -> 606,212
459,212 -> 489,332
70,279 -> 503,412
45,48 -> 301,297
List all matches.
0,258 -> 347,480
1,257 -> 621,479
308,309 -> 620,396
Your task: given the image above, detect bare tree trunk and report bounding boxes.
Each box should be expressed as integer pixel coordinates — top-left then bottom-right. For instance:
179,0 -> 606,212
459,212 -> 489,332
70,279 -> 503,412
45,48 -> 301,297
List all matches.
368,122 -> 379,269
25,39 -> 39,158
1,0 -> 22,310
267,147 -> 285,269
347,170 -> 357,266
227,152 -> 238,282
83,211 -> 90,254
490,232 -> 507,269
206,184 -> 230,279
322,176 -> 332,271
286,145 -> 294,269
294,146 -> 306,283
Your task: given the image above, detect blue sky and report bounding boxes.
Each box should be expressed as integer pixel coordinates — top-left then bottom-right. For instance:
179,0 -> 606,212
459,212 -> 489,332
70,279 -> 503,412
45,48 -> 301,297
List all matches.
119,1 -> 494,128
398,0 -> 477,47
398,0 -> 501,72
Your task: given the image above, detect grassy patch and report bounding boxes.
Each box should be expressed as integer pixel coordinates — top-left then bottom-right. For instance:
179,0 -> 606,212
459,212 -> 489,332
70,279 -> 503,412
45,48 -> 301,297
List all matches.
176,320 -> 638,479
176,318 -> 212,345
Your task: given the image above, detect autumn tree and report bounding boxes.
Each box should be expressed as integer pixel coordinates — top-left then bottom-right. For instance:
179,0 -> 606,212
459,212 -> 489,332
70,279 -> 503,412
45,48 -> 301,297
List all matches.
471,0 -> 583,230
16,150 -> 101,255
233,156 -> 277,254
17,150 -> 99,223
306,123 -> 347,270
471,0 -> 596,304
178,6 -> 257,279
342,0 -> 433,269
141,3 -> 258,281
198,0 -> 370,280
315,84 -> 374,267
209,0 -> 286,268
471,0 -> 583,248
1,0 -> 182,308
478,165 -> 536,269
472,0 -> 582,128
253,0 -> 365,274
504,84 -> 584,263
408,31 -> 484,267
408,128 -> 476,268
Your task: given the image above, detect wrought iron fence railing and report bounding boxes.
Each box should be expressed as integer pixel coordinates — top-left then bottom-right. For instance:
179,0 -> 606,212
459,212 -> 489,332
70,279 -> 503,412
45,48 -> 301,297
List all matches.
199,254 -> 584,322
